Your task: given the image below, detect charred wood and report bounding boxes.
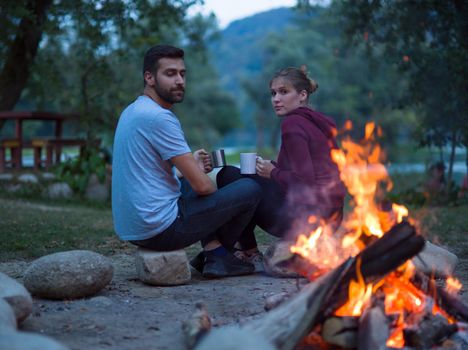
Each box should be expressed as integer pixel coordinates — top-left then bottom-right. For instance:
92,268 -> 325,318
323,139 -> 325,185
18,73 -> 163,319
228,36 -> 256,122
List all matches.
412,271 -> 468,322
403,313 -> 457,349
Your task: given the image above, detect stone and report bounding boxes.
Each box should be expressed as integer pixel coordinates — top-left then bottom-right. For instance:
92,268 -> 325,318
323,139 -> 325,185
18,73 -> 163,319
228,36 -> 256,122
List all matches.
195,326 -> 276,350
17,173 -> 39,184
135,248 -> 191,286
23,250 -> 113,299
84,174 -> 109,202
0,298 -> 17,331
41,172 -> 56,181
0,272 -> 33,323
412,241 -> 458,278
0,331 -> 70,350
44,182 -> 73,199
0,173 -> 14,181
263,241 -> 302,278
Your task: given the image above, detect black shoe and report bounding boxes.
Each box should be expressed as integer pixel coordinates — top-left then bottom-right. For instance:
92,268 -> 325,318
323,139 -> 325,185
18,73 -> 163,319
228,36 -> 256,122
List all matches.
190,251 -> 205,274
202,250 -> 255,278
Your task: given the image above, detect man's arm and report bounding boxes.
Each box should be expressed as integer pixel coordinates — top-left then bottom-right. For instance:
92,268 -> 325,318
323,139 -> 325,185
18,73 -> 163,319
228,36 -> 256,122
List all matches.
171,153 -> 216,195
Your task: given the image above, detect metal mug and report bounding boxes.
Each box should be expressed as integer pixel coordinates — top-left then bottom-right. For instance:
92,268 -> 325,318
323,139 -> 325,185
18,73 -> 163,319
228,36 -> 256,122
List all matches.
210,149 -> 227,168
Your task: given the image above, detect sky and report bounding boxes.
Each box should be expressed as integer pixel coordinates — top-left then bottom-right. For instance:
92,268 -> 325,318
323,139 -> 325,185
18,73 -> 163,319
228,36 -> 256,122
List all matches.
189,0 -> 298,28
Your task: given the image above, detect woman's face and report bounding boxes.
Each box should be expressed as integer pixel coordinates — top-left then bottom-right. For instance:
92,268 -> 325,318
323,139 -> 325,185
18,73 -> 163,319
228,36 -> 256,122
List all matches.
270,78 -> 307,116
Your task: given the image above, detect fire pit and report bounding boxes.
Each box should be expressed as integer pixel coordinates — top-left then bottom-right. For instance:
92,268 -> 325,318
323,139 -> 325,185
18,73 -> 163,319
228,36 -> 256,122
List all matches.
184,122 -> 468,350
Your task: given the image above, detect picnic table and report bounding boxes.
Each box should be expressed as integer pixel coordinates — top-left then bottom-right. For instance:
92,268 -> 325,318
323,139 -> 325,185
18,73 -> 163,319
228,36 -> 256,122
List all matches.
0,111 -> 89,172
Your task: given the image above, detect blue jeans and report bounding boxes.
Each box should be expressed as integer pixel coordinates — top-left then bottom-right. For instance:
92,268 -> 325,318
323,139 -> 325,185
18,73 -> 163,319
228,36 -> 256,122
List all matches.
217,166 -> 344,250
130,177 -> 262,251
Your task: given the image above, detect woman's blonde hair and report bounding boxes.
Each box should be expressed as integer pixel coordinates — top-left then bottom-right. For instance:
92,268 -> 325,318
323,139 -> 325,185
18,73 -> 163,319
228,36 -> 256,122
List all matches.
270,65 -> 318,97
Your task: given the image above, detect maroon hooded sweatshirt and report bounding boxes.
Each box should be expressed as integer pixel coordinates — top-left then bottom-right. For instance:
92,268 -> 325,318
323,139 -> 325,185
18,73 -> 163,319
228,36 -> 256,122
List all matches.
270,106 -> 346,209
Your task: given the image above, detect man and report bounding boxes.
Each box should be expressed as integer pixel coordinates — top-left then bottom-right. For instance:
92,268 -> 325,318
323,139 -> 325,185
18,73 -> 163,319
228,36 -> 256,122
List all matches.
112,45 -> 261,278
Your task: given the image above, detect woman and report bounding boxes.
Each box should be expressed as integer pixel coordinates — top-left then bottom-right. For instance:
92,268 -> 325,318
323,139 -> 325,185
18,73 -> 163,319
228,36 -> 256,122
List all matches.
216,67 -> 346,270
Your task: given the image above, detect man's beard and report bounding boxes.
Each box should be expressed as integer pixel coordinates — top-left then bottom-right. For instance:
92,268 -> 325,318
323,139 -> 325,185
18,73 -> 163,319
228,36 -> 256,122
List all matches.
153,83 -> 185,105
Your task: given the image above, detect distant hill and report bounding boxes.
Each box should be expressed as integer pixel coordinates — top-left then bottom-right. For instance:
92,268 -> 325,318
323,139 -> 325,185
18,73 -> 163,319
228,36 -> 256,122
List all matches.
209,7 -> 295,93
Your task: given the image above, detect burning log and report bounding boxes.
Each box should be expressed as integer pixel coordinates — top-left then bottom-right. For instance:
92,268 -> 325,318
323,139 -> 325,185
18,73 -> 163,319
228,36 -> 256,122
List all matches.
320,221 -> 425,320
189,222 -> 425,350
411,271 -> 468,322
247,222 -> 423,350
403,313 -> 458,348
243,259 -> 354,350
322,316 -> 358,348
358,305 -> 389,350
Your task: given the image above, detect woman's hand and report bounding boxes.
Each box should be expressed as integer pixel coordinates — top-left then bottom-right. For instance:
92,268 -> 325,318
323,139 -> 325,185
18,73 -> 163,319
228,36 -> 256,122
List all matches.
193,149 -> 213,173
256,158 -> 275,178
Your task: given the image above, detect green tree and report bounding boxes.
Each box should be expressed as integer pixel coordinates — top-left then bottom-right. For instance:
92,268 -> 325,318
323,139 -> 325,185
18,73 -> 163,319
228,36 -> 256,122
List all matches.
1,0 -> 239,148
331,0 -> 468,188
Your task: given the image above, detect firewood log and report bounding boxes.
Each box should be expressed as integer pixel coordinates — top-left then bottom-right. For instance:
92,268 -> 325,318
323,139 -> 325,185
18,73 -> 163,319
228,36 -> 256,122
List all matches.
403,313 -> 457,348
244,258 -> 355,350
412,271 -> 468,322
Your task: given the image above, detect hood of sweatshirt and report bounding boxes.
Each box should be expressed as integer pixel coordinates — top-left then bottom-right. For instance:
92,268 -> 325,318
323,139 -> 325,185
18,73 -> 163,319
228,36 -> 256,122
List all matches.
289,106 -> 337,140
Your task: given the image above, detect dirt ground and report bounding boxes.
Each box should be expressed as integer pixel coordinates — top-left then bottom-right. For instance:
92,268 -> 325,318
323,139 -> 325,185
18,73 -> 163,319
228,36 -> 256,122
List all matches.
1,252 -> 305,350
1,248 -> 467,350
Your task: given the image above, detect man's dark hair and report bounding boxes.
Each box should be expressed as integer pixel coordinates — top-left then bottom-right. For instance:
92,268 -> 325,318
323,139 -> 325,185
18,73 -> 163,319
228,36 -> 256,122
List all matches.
143,44 -> 184,77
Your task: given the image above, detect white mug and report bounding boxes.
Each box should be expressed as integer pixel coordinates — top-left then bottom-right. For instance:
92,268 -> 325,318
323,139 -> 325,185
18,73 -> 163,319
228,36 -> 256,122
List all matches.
240,153 -> 257,174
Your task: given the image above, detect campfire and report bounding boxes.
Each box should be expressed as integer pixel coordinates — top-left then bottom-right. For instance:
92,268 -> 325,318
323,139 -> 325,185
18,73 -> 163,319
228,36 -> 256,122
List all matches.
184,122 -> 468,350
280,122 -> 468,349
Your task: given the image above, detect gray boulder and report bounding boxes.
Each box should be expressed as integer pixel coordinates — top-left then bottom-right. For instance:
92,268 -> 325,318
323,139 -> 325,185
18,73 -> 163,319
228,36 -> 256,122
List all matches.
17,173 -> 39,184
0,331 -> 69,350
44,182 -> 73,199
23,250 -> 113,299
84,174 -> 109,202
412,241 -> 459,278
0,173 -> 14,181
0,298 -> 17,331
0,272 -> 33,323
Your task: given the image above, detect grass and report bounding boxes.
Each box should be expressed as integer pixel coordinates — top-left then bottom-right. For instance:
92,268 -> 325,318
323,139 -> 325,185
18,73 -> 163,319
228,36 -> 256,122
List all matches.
0,195 -> 275,262
1,192 -> 466,262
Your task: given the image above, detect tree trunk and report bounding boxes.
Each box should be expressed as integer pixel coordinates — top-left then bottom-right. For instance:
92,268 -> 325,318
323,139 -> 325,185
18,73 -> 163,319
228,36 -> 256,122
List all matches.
0,0 -> 52,125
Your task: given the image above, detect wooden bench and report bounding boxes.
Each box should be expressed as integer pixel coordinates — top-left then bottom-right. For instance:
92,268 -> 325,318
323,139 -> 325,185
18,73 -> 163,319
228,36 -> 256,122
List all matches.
31,138 -> 98,170
0,139 -> 22,172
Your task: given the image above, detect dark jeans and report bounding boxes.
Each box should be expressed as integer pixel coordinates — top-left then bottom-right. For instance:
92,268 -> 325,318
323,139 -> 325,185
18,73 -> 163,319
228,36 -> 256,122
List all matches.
130,177 -> 262,251
217,166 -> 343,250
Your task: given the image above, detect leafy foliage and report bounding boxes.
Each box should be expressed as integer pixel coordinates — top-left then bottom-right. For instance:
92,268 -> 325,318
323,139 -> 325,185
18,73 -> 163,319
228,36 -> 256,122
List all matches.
54,147 -> 107,194
331,0 -> 468,183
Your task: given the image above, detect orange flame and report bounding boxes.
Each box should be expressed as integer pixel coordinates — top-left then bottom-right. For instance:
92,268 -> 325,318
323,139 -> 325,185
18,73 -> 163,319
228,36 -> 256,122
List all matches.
446,277 -> 462,294
335,257 -> 373,316
289,121 -> 463,349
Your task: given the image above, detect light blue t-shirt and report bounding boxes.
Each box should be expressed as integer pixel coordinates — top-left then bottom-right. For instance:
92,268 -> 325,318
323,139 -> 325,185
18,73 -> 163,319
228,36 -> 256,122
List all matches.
112,95 -> 191,240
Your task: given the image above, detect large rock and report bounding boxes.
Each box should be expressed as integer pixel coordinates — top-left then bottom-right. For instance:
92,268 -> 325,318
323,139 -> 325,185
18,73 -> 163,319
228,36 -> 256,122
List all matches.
17,173 -> 39,184
0,331 -> 69,350
84,174 -> 109,202
135,248 -> 191,286
412,241 -> 458,278
23,250 -> 113,299
0,298 -> 17,331
0,272 -> 33,323
44,182 -> 73,199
